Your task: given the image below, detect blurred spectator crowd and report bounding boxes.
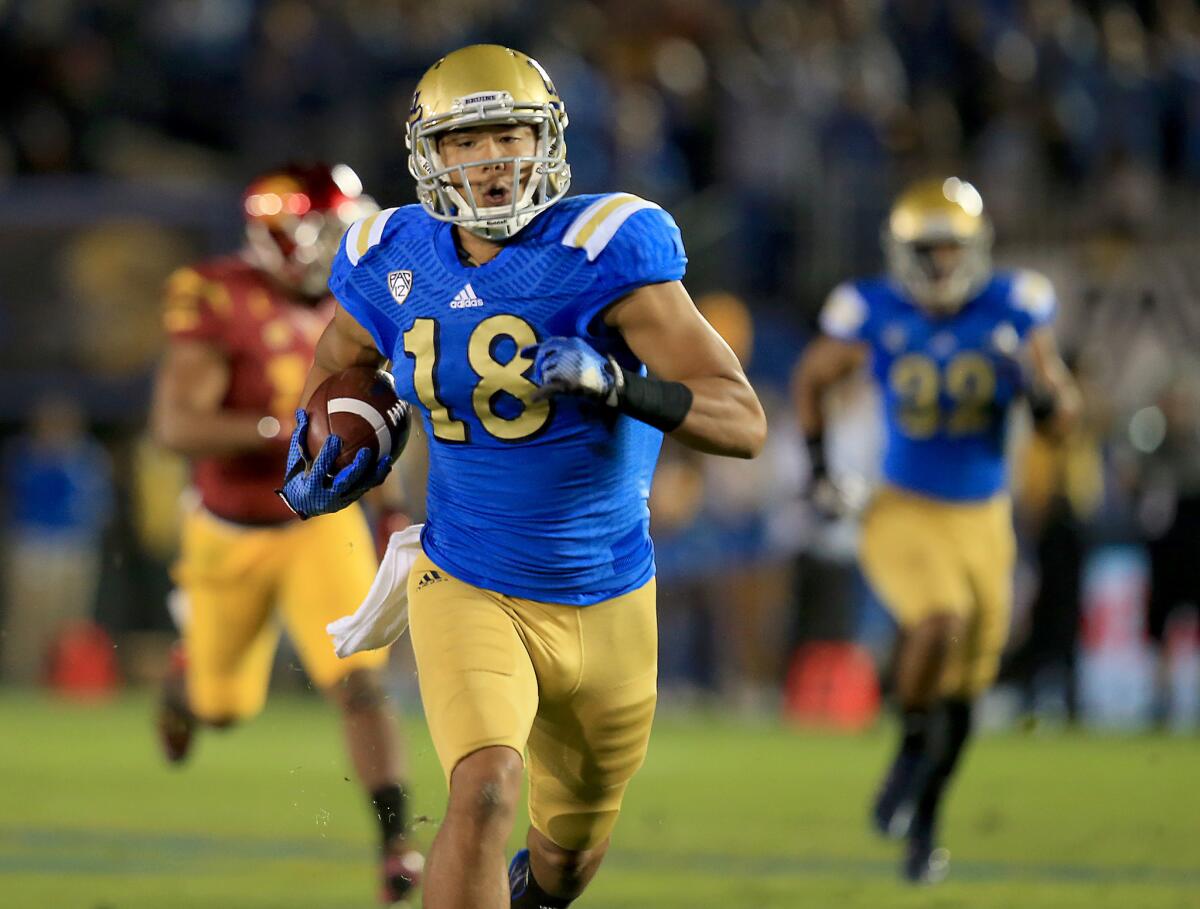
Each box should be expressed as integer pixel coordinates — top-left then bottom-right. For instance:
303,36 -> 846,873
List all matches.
1,0 -> 1199,726
5,0 -> 1200,297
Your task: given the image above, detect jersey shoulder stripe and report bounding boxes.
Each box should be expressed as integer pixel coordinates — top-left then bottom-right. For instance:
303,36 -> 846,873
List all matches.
1009,269 -> 1056,322
344,207 -> 401,266
819,281 -> 871,340
561,193 -> 660,261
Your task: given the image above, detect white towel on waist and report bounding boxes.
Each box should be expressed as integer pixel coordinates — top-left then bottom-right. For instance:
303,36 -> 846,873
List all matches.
327,523 -> 424,658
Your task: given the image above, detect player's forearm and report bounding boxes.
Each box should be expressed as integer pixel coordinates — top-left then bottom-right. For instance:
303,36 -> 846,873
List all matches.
668,374 -> 766,459
795,377 -> 826,440
1035,372 -> 1082,440
153,406 -> 282,457
300,361 -> 336,410
301,311 -> 384,406
793,354 -> 832,441
792,337 -> 863,440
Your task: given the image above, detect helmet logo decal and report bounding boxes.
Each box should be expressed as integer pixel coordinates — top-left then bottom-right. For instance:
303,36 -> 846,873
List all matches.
526,57 -> 557,97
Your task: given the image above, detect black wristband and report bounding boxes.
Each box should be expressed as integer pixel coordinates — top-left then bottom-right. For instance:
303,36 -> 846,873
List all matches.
805,431 -> 827,479
1028,387 -> 1058,427
614,364 -> 693,432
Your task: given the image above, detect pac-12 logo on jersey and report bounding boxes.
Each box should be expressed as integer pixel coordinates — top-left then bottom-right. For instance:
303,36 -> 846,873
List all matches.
388,270 -> 413,306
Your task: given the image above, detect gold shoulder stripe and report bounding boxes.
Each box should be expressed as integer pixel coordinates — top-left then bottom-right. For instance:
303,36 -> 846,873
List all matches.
346,207 -> 401,267
561,193 -> 660,261
566,194 -> 636,248
355,211 -> 385,259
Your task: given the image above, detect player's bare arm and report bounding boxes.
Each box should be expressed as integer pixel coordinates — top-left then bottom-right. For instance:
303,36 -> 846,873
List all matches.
151,339 -> 284,456
299,303 -> 385,407
604,280 -> 767,459
792,334 -> 868,439
1025,326 -> 1081,438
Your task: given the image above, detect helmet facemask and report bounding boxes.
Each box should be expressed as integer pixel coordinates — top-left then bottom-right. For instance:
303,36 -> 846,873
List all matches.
885,230 -> 993,316
245,212 -> 358,297
408,92 -> 570,241
243,164 -> 376,298
885,177 -> 993,316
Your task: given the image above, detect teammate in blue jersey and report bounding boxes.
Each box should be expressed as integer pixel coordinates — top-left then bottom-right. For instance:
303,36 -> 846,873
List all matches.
794,178 -> 1079,884
279,45 -> 766,909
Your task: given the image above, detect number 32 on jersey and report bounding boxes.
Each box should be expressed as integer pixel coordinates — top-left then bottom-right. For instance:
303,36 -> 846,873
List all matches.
403,315 -> 550,443
888,352 -> 996,439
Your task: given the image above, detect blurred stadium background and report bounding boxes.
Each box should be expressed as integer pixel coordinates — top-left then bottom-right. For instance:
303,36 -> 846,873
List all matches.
1,1 -> 1198,906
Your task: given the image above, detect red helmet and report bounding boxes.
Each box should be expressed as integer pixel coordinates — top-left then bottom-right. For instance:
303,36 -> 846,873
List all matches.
242,162 -> 376,297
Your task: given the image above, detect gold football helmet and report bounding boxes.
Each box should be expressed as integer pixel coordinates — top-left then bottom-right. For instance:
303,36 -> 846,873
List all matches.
884,177 -> 993,315
407,44 -> 570,241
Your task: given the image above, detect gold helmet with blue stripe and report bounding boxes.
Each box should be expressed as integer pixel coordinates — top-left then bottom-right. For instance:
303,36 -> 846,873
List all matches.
885,177 -> 993,314
407,44 -> 570,241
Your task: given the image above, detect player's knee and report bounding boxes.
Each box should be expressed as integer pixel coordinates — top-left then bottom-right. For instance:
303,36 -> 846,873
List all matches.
332,669 -> 385,713
447,747 -> 523,831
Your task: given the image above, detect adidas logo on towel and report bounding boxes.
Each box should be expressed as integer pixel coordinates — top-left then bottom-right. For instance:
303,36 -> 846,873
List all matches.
416,570 -> 446,590
449,283 -> 485,309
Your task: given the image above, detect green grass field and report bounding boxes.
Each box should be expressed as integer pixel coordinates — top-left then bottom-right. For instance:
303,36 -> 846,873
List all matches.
1,691 -> 1196,909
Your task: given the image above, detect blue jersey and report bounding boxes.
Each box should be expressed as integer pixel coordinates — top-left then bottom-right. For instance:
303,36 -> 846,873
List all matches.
330,194 -> 687,604
819,271 -> 1057,501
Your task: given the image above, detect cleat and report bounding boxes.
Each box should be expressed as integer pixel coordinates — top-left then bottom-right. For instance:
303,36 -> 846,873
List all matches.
380,847 -> 424,905
871,752 -> 927,839
156,642 -> 195,765
903,824 -> 949,884
508,848 -> 531,900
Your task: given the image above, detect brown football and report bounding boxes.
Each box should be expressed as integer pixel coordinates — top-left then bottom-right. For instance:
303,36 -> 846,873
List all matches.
304,366 -> 411,474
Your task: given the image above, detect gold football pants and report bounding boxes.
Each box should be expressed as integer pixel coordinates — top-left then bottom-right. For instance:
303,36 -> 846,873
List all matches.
174,505 -> 387,721
860,486 -> 1015,698
407,551 -> 658,851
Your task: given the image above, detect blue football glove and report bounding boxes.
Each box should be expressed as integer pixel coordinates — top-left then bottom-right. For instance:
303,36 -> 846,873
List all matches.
521,337 -> 620,404
276,409 -> 392,520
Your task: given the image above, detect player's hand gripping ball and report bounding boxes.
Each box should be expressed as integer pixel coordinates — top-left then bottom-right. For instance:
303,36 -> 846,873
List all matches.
276,367 -> 410,519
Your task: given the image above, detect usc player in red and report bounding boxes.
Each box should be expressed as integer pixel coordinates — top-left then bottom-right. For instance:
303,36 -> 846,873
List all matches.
150,164 -> 423,903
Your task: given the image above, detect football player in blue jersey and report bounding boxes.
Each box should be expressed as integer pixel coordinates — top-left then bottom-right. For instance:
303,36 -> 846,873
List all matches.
794,178 -> 1079,884
278,45 -> 766,909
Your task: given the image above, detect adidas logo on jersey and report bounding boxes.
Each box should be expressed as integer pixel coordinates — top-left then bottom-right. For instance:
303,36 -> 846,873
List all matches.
449,283 -> 485,309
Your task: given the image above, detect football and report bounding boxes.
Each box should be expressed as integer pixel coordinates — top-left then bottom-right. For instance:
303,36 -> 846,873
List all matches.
304,366 -> 411,473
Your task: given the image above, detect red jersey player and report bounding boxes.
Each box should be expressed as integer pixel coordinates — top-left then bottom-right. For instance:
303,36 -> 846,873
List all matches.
150,164 -> 422,902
